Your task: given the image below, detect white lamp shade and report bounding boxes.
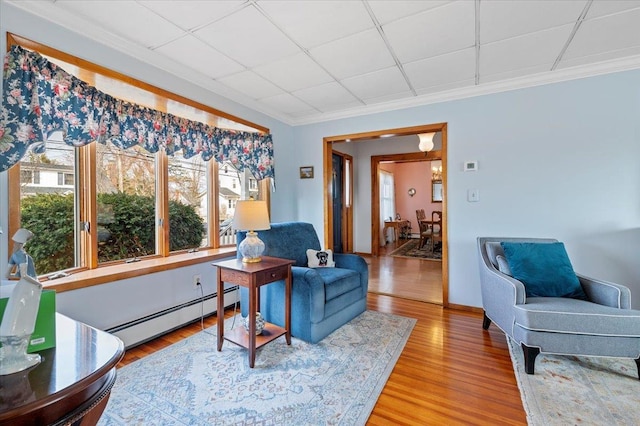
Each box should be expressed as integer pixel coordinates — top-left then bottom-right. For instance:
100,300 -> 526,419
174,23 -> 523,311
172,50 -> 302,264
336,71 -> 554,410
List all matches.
233,200 -> 271,231
418,133 -> 435,152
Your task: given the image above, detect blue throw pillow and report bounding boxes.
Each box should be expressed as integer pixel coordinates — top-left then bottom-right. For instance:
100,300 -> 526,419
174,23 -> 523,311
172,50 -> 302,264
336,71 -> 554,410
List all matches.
500,242 -> 587,299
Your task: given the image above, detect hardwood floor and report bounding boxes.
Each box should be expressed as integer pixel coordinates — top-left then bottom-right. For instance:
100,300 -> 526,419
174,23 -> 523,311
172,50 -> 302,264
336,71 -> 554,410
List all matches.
366,238 -> 443,304
119,255 -> 526,425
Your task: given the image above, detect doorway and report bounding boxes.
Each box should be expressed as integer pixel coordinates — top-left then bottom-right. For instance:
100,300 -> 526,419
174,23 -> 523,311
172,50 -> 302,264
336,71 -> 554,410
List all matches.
331,151 -> 353,253
323,123 -> 448,306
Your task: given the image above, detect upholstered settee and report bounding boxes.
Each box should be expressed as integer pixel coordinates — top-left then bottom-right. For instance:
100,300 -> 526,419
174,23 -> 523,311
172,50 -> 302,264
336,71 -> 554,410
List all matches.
238,222 -> 368,343
478,237 -> 640,378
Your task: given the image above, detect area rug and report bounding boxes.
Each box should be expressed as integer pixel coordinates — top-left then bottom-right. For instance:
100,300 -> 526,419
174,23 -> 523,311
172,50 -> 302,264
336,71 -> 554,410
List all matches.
99,310 -> 416,426
508,337 -> 640,425
389,238 -> 441,260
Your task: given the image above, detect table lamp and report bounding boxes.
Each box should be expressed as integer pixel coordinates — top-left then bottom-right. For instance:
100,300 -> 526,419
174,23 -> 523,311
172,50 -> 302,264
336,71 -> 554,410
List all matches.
233,200 -> 270,263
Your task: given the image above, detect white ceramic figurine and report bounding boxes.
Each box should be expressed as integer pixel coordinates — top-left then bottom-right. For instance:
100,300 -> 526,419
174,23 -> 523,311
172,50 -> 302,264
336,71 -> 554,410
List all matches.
0,229 -> 43,375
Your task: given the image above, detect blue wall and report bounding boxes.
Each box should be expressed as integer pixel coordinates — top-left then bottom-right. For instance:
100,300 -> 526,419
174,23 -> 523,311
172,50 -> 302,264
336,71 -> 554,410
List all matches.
287,70 -> 640,307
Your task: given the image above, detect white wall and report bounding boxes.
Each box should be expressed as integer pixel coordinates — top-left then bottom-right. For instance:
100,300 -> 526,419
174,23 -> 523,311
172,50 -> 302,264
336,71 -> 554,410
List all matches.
289,71 -> 640,309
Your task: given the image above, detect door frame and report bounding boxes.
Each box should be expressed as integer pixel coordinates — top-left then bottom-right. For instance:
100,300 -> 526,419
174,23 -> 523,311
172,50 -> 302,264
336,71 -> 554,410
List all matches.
323,122 -> 448,305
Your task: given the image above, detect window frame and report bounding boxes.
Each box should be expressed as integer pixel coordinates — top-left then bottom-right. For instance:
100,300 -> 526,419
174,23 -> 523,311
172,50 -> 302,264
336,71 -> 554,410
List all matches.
6,33 -> 271,282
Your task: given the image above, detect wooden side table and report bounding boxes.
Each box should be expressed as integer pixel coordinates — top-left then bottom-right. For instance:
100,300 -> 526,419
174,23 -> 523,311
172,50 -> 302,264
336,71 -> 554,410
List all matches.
213,256 -> 294,368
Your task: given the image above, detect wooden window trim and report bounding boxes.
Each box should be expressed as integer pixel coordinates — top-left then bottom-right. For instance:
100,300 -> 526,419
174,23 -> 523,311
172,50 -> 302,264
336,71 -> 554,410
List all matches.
5,33 -> 271,286
42,247 -> 236,293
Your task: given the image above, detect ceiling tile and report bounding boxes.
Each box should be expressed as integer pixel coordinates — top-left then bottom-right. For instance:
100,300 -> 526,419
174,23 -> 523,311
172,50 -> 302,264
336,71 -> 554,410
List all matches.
586,0 -> 640,18
480,24 -> 574,77
252,53 -> 333,92
309,29 -> 395,79
557,45 -> 640,69
415,78 -> 475,96
563,7 -> 640,60
218,71 -> 284,100
340,67 -> 410,101
194,5 -> 301,68
257,0 -> 373,49
55,0 -> 184,48
367,0 -> 452,25
480,0 -> 586,44
480,64 -> 551,84
361,90 -> 416,105
293,82 -> 361,111
383,0 -> 475,63
404,48 -> 476,91
154,35 -> 244,79
258,93 -> 315,115
140,0 -> 244,31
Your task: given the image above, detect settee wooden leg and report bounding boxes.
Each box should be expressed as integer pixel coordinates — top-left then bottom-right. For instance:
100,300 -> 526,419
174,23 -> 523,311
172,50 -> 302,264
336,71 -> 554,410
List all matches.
521,344 -> 540,375
482,311 -> 492,330
635,357 -> 640,380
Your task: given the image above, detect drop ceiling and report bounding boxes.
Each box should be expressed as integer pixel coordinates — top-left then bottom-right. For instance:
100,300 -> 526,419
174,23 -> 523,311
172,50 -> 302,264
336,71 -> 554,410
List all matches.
7,0 -> 640,126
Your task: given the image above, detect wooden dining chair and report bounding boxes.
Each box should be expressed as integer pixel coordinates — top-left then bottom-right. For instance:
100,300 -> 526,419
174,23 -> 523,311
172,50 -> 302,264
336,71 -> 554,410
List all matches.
416,209 -> 431,248
429,211 -> 443,254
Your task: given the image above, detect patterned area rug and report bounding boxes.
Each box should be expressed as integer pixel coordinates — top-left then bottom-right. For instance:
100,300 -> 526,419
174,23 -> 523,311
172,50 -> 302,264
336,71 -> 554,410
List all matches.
508,337 -> 640,425
389,238 -> 441,260
99,311 -> 416,426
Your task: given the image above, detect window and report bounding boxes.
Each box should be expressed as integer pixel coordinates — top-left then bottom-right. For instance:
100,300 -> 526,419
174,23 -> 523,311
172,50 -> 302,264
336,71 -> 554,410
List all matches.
57,172 -> 74,186
218,162 -> 262,246
168,151 -> 209,251
6,35 -> 271,278
379,170 -> 395,245
96,143 -> 157,262
18,138 -> 79,275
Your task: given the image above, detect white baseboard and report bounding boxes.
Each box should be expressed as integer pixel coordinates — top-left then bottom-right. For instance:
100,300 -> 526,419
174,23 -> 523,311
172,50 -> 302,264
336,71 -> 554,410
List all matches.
108,287 -> 239,348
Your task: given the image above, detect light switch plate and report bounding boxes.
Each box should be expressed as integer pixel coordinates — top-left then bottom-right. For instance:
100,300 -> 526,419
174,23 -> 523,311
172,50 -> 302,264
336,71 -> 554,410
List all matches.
468,189 -> 479,202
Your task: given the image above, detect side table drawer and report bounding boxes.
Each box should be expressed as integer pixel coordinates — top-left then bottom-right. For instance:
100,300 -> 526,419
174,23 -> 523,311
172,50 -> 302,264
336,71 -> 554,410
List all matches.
220,269 -> 250,286
256,267 -> 288,285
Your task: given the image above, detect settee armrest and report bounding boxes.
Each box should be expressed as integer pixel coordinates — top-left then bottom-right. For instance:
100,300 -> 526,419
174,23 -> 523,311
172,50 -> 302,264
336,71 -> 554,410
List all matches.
333,253 -> 369,295
578,274 -> 632,309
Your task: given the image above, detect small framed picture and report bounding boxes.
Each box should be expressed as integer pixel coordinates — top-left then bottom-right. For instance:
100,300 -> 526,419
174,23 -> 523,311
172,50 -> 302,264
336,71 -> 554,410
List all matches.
300,166 -> 314,179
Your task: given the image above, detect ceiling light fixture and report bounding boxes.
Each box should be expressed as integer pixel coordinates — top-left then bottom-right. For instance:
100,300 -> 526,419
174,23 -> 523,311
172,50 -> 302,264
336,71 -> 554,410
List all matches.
418,133 -> 435,152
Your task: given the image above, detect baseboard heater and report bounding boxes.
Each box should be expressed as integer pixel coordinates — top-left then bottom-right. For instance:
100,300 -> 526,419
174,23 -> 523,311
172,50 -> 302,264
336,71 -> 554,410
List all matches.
106,286 -> 239,349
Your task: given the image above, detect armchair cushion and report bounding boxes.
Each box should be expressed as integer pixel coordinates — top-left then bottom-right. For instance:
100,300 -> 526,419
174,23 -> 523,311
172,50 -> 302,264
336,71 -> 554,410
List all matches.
515,297 -> 640,337
501,242 -> 586,299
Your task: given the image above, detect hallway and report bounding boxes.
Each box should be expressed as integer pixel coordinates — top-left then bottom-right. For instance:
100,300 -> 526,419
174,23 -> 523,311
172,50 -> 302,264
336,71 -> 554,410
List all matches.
363,238 -> 443,305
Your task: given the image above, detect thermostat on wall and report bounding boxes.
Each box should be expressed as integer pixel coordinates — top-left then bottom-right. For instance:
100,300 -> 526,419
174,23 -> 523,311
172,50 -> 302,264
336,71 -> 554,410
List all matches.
464,161 -> 478,171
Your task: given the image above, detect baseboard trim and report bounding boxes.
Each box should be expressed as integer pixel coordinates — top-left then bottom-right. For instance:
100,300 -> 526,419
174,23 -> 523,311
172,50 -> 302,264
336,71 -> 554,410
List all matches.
106,286 -> 239,349
446,303 -> 483,313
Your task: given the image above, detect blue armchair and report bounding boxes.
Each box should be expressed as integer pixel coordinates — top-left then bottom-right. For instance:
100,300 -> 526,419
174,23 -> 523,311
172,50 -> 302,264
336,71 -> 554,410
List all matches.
238,222 -> 368,343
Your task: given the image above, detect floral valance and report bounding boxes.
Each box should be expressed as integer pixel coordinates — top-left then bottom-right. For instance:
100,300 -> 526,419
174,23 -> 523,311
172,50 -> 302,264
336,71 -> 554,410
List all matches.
0,44 -> 274,179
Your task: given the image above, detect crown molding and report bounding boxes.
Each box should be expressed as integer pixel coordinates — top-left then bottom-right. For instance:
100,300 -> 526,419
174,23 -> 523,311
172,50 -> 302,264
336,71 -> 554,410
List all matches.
288,54 -> 640,126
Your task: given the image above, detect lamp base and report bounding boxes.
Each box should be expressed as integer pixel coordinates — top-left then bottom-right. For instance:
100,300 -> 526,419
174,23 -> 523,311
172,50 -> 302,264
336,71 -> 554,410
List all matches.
239,231 -> 265,263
